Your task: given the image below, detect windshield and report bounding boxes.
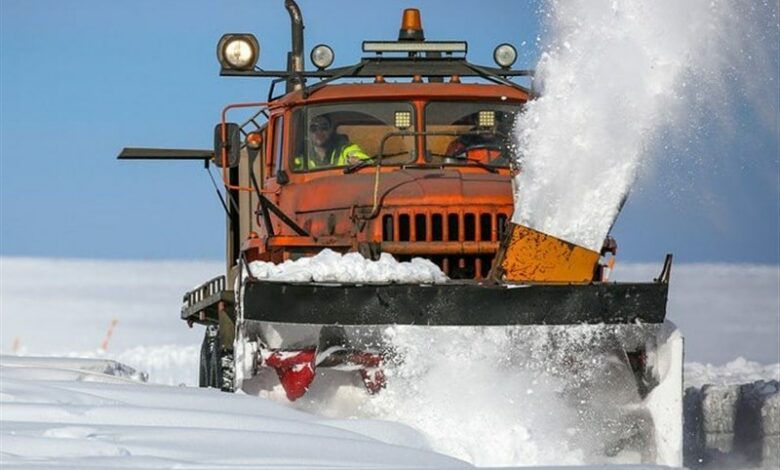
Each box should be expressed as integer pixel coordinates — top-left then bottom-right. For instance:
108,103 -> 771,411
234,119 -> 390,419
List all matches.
424,101 -> 521,167
290,102 -> 415,172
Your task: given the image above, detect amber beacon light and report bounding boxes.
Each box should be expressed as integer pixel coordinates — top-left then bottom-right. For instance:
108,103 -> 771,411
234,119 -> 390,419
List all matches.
399,9 -> 424,41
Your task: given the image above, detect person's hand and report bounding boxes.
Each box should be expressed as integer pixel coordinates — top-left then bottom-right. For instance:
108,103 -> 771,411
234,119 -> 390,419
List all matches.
346,154 -> 363,165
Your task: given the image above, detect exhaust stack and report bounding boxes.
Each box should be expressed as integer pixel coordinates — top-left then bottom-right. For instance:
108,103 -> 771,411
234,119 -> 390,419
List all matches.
284,0 -> 305,92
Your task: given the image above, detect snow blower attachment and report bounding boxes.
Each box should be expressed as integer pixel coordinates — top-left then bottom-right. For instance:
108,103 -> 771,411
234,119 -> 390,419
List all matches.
232,222 -> 674,395
235,225 -> 679,464
226,223 -> 682,464
122,1 -> 683,465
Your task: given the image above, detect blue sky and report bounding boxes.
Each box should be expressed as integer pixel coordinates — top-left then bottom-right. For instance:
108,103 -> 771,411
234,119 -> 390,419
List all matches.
1,0 -> 778,264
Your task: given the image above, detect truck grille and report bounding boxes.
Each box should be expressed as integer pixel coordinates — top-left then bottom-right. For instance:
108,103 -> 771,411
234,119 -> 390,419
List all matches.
380,210 -> 510,279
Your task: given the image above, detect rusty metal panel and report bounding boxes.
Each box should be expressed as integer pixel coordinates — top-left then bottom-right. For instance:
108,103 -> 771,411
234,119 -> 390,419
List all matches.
498,223 -> 601,283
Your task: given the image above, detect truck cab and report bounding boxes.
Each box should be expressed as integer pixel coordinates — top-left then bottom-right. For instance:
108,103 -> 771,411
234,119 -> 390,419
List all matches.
232,84 -> 528,280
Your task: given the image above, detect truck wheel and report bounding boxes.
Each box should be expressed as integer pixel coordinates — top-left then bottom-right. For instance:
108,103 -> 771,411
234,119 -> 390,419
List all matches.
199,325 -> 222,389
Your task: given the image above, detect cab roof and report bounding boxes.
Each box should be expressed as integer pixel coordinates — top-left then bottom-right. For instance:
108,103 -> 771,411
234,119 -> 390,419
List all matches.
272,82 -> 531,107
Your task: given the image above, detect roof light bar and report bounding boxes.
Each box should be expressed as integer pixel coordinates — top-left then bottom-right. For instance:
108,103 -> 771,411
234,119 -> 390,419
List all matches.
362,41 -> 467,54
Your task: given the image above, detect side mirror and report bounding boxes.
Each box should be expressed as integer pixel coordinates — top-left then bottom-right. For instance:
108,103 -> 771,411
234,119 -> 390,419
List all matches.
214,122 -> 241,168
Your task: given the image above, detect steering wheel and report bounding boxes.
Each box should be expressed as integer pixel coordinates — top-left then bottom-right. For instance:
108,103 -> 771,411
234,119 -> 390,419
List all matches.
453,143 -> 504,164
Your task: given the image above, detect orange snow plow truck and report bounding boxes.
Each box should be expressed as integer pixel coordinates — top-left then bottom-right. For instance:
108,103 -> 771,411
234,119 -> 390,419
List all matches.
120,1 -> 683,465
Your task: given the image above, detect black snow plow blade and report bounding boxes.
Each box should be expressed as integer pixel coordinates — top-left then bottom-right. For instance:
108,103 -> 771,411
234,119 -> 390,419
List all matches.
242,280 -> 669,326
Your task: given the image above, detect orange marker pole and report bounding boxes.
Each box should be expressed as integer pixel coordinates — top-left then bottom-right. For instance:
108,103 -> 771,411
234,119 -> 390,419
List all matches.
100,318 -> 119,352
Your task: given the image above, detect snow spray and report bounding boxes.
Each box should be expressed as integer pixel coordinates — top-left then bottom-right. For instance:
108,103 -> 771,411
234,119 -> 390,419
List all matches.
513,0 -> 778,251
267,324 -> 668,466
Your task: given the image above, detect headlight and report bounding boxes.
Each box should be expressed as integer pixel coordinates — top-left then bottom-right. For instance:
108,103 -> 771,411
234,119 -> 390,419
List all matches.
493,43 -> 517,69
217,34 -> 260,71
310,44 -> 334,70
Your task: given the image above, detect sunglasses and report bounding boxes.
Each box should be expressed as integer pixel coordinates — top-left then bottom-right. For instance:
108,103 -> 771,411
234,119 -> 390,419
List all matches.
309,123 -> 331,132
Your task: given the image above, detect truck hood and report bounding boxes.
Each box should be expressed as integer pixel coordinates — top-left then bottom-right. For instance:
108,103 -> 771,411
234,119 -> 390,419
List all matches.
286,169 -> 513,214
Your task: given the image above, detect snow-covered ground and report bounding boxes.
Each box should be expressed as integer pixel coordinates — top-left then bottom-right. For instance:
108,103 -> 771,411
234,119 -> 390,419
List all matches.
1,257 -> 778,467
0,355 -> 467,469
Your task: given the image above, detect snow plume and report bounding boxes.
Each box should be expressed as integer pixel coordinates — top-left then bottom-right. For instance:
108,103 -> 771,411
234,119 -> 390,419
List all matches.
286,324 -> 671,466
513,0 -> 779,251
363,326 -> 585,466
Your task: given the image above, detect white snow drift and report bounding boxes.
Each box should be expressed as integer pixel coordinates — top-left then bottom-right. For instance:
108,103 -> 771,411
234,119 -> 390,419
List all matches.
0,355 -> 467,469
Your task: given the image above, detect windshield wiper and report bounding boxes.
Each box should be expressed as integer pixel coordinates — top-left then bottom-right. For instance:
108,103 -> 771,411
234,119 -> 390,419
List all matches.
343,151 -> 411,174
343,155 -> 378,174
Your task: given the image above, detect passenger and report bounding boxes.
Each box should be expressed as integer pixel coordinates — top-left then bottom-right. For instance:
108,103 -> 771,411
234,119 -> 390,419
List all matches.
295,115 -> 369,169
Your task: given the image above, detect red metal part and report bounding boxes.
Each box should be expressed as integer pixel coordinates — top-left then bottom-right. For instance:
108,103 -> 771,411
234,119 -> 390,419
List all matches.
265,349 -> 316,401
343,350 -> 383,368
360,368 -> 386,394
264,348 -> 386,400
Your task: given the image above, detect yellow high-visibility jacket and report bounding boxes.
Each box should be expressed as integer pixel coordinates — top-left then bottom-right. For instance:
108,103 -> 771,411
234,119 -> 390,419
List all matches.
294,142 -> 369,170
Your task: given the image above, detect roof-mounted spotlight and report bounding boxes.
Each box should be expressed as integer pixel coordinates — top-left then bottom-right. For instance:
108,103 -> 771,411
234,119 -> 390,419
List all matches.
493,43 -> 517,69
217,34 -> 260,71
310,44 -> 334,70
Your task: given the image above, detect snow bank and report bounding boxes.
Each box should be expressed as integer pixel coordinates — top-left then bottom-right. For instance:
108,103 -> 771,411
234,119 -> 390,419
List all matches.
0,355 -> 147,383
0,355 -> 469,469
247,249 -> 448,284
60,344 -> 201,387
685,358 -> 780,389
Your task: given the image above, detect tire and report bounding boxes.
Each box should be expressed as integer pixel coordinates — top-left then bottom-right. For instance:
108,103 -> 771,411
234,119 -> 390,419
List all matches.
198,325 -> 235,392
199,326 -> 222,389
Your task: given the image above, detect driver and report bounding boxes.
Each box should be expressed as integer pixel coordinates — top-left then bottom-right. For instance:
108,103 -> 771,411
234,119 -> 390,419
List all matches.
297,115 -> 369,169
444,112 -> 508,159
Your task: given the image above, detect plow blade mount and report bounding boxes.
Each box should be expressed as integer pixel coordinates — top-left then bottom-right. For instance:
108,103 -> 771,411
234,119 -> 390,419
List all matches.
241,279 -> 669,326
